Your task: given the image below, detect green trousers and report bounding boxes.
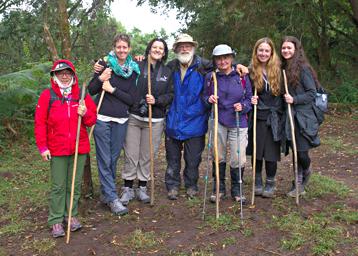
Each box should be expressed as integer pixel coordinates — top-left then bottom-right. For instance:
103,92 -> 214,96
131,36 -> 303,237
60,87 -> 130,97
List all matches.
48,154 -> 86,226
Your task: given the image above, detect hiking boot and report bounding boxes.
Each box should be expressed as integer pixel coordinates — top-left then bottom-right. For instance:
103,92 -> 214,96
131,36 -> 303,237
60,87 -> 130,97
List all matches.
287,181 -> 306,198
212,162 -> 226,195
241,167 -> 245,184
302,168 -> 312,188
209,192 -> 226,203
109,198 -> 128,215
167,189 -> 179,200
51,223 -> 65,238
230,167 -> 244,197
233,195 -> 247,204
120,187 -> 135,206
99,193 -> 107,205
262,178 -> 275,198
255,173 -> 263,196
230,167 -> 246,204
186,187 -> 198,199
136,186 -> 150,204
64,217 -> 82,232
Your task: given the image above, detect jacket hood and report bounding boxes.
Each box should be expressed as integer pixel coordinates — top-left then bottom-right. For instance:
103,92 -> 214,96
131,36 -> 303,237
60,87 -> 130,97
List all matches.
50,59 -> 79,98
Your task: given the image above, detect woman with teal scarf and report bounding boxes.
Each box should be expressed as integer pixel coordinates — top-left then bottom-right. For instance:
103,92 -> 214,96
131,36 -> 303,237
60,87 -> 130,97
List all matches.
88,34 -> 140,216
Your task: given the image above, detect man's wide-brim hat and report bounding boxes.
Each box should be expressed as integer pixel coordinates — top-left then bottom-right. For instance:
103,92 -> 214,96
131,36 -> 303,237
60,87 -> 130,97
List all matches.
50,61 -> 75,76
172,33 -> 198,51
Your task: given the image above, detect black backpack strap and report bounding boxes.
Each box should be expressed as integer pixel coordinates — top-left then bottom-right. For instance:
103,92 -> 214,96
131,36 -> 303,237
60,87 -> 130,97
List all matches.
47,88 -> 81,116
48,88 -> 60,115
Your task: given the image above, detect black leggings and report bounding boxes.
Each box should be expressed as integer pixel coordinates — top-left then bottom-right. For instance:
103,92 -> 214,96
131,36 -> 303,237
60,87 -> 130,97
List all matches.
255,159 -> 277,178
297,151 -> 311,172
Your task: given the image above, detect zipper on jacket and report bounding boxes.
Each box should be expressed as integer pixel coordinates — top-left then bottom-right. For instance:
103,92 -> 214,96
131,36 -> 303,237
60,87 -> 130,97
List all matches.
67,101 -> 71,155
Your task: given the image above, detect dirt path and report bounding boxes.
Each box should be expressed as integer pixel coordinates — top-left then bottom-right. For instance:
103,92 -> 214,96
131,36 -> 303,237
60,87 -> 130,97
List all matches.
1,114 -> 357,256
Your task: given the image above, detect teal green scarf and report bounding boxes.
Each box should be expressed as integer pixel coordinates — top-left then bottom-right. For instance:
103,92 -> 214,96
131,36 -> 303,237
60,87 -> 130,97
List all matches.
107,51 -> 140,82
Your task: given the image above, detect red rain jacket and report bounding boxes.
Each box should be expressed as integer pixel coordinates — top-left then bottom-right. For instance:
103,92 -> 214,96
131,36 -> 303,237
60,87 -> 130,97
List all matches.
34,59 -> 97,156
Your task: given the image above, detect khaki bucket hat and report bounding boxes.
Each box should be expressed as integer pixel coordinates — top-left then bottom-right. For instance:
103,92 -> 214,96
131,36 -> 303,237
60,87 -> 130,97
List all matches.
172,33 -> 198,51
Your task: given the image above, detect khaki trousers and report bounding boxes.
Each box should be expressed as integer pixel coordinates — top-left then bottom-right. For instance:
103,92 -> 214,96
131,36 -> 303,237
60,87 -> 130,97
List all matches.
122,115 -> 164,181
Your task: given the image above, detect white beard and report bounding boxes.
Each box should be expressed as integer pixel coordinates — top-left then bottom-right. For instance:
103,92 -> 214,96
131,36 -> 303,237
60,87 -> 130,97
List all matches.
177,50 -> 194,65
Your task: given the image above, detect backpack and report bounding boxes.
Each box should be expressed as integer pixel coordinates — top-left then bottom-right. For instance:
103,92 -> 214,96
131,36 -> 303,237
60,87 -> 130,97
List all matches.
47,88 -> 80,115
315,86 -> 328,112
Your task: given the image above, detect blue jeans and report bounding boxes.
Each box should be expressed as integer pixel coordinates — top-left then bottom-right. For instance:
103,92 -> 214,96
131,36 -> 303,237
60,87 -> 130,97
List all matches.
94,120 -> 128,203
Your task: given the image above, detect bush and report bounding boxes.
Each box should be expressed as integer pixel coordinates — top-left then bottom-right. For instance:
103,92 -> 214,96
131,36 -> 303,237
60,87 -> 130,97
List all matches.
329,79 -> 358,104
0,63 -> 51,148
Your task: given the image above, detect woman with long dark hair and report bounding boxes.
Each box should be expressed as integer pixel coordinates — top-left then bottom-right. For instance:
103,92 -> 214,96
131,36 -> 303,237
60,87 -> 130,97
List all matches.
280,36 -> 320,197
119,38 -> 173,205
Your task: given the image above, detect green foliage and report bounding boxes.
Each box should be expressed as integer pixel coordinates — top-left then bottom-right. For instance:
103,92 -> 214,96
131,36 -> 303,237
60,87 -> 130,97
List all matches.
221,236 -> 236,246
0,63 -> 51,147
21,238 -> 56,254
322,136 -> 358,155
123,229 -> 162,251
203,214 -> 242,231
306,173 -> 351,199
0,140 -> 49,236
142,0 -> 358,103
329,79 -> 358,104
272,212 -> 343,255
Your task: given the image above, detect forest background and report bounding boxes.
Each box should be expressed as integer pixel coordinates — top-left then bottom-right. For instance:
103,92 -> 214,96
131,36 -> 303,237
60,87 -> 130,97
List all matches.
0,0 -> 357,147
0,1 -> 357,255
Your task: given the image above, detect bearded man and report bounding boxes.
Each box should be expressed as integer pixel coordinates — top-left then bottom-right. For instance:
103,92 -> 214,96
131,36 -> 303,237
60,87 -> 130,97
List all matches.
164,34 -> 213,200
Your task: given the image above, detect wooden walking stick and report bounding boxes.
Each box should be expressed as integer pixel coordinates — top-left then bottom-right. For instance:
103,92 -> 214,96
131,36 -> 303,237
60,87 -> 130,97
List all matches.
147,56 -> 155,206
66,83 -> 87,244
283,70 -> 299,205
83,82 -> 106,198
88,87 -> 106,140
251,88 -> 257,206
212,71 -> 220,219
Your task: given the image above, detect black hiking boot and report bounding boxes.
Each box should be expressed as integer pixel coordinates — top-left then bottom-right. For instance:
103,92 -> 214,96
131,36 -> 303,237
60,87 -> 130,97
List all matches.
230,167 -> 246,204
302,168 -> 312,188
255,172 -> 263,196
210,162 -> 226,203
262,178 -> 275,198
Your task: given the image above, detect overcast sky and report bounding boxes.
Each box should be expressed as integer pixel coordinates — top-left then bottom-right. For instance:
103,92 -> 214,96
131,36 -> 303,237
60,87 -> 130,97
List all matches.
110,0 -> 183,43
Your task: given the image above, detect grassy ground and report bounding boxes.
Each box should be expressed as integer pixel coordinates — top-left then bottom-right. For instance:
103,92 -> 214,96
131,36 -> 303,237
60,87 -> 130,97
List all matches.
0,114 -> 357,255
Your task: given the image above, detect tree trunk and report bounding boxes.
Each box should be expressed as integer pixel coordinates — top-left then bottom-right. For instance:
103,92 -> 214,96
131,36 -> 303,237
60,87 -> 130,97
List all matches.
318,0 -> 330,67
82,154 -> 94,198
349,0 -> 358,29
43,23 -> 59,61
58,0 -> 71,59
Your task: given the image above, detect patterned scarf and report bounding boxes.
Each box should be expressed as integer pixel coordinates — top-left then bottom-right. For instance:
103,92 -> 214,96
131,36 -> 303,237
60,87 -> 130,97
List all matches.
54,75 -> 73,96
107,51 -> 140,82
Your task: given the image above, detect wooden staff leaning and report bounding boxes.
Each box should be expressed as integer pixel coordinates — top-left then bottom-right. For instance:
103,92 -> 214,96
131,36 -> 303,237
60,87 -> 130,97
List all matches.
88,88 -> 105,140
147,56 -> 155,206
283,70 -> 299,206
66,83 -> 87,244
251,87 -> 257,206
212,71 -> 220,219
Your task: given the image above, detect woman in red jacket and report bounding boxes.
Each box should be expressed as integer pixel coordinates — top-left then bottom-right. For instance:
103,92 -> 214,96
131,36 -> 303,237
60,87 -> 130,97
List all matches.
34,59 -> 97,238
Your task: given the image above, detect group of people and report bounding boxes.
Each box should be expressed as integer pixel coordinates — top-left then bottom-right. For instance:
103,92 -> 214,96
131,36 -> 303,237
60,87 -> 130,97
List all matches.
34,33 -> 321,238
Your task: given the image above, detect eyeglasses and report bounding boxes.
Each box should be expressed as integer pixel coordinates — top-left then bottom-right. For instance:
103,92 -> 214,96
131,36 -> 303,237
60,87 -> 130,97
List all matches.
56,71 -> 73,77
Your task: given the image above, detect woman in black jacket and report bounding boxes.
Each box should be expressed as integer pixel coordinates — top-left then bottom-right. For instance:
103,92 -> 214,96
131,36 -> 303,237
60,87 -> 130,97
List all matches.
88,34 -> 139,215
280,36 -> 320,197
249,37 -> 284,198
119,38 -> 173,205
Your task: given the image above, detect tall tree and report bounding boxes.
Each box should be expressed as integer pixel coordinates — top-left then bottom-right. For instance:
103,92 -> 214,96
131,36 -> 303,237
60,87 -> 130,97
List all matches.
58,0 -> 71,59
